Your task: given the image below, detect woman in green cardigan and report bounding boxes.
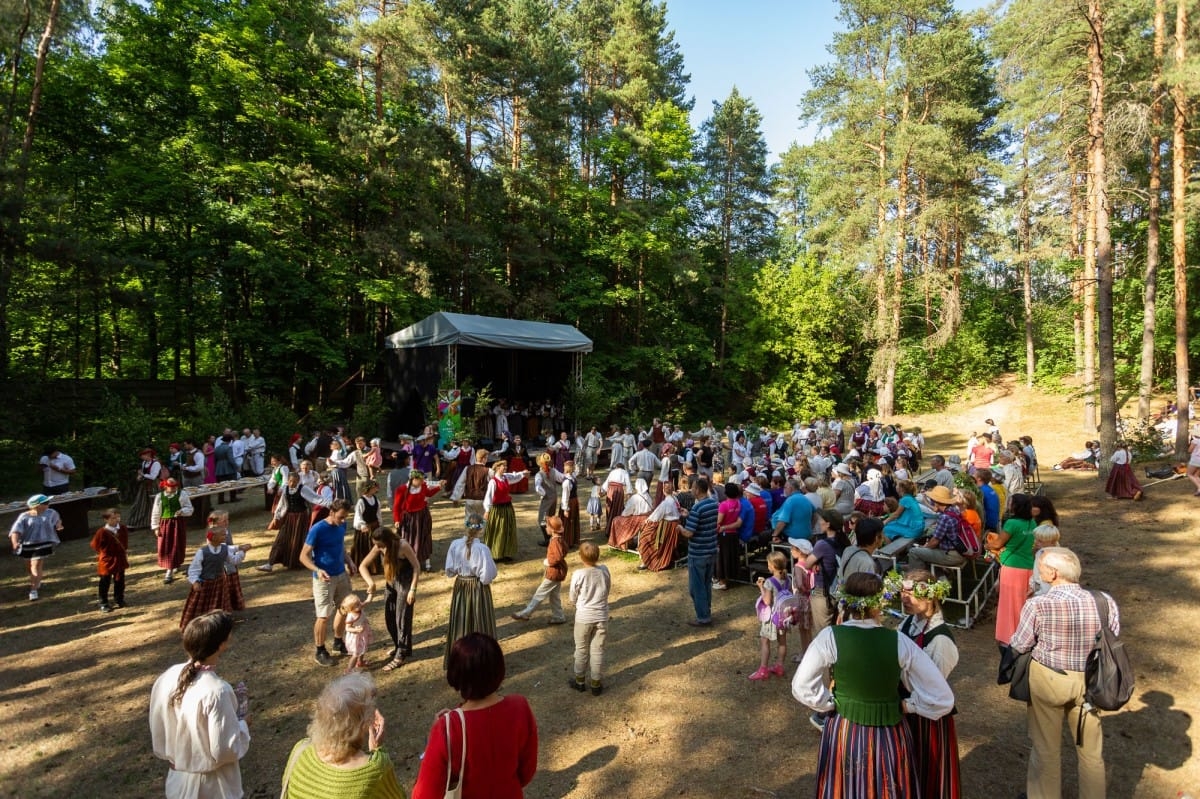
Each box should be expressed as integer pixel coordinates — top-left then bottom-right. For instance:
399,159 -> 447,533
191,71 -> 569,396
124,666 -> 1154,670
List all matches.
791,572 -> 954,798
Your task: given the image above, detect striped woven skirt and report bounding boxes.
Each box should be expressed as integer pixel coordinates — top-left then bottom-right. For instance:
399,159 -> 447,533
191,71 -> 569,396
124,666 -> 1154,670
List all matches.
351,520 -> 381,574
127,482 -> 157,529
604,485 -> 626,537
815,714 -> 919,799
563,497 -> 580,548
443,575 -> 496,668
609,514 -> 646,550
905,712 -> 961,798
399,508 -> 434,563
180,575 -> 231,629
225,571 -> 246,611
156,518 -> 188,570
637,518 -> 680,571
267,511 -> 310,569
484,503 -> 518,561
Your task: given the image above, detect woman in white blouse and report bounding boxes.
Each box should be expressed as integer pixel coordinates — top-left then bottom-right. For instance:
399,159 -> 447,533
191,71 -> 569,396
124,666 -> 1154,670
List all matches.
441,513 -> 498,668
792,572 -> 953,796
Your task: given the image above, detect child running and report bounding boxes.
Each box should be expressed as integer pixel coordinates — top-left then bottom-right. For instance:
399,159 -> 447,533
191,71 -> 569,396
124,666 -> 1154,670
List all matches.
568,541 -> 611,696
339,593 -> 372,671
90,508 -> 129,613
749,551 -> 792,680
511,515 -> 568,623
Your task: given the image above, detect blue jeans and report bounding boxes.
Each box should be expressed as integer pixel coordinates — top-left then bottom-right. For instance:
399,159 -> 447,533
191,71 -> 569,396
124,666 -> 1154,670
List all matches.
687,554 -> 715,623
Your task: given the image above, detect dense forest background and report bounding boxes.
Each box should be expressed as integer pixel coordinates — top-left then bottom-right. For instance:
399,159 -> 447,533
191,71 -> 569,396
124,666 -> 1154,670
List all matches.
2,0 -> 1199,486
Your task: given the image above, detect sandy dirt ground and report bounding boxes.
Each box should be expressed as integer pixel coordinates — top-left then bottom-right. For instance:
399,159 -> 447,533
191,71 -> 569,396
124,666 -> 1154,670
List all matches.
0,378 -> 1196,798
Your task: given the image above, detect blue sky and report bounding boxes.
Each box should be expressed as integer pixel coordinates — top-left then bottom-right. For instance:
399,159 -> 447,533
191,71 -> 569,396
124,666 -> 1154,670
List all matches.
665,0 -> 991,161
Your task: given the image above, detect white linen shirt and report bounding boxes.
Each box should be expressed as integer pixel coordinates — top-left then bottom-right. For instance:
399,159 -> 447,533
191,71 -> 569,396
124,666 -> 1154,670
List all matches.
791,618 -> 955,721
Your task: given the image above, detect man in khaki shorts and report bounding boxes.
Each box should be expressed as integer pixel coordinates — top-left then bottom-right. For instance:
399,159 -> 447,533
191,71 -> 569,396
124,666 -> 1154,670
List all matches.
299,499 -> 353,666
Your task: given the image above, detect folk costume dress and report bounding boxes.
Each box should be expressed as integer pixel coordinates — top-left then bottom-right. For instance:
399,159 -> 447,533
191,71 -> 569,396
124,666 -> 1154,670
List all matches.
394,482 -> 442,564
152,489 -> 195,571
638,491 -> 682,571
216,525 -> 247,611
560,471 -> 581,549
180,542 -> 246,629
483,471 -> 526,560
268,485 -> 324,569
442,535 -> 498,668
508,442 -> 531,493
1105,445 -> 1144,499
898,611 -> 962,799
128,457 -> 163,529
264,462 -> 289,514
308,481 -> 334,528
611,480 -> 652,551
327,445 -> 354,502
352,494 -> 383,573
792,619 -> 954,799
603,465 -> 632,540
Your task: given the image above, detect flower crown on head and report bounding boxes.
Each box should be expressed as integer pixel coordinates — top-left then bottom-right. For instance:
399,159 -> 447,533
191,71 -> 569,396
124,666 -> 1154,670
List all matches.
835,575 -> 901,614
882,569 -> 952,603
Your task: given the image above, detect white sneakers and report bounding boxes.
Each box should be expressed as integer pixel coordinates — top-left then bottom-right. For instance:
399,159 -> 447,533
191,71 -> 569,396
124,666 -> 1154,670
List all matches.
28,589 -> 38,601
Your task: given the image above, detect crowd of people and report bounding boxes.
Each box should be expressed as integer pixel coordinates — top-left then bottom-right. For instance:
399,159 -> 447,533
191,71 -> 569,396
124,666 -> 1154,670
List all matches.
8,411 -> 1137,799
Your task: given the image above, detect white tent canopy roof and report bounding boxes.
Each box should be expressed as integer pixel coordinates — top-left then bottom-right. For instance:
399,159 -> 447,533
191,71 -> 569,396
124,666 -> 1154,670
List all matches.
384,312 -> 593,353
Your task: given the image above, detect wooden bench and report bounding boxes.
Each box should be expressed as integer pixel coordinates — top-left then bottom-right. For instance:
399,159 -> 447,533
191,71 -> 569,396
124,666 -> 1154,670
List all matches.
930,557 -> 998,629
873,535 -> 915,574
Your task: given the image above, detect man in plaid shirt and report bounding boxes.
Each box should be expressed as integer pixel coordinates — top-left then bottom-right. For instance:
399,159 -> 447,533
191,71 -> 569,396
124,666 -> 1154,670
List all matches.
906,484 -> 966,572
1010,547 -> 1120,799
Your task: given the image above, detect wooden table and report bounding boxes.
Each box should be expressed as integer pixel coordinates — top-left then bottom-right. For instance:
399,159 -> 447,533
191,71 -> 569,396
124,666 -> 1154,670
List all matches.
0,488 -> 120,543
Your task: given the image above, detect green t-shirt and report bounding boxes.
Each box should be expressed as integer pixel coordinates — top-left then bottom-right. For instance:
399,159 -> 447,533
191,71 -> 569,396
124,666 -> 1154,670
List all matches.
998,517 -> 1038,570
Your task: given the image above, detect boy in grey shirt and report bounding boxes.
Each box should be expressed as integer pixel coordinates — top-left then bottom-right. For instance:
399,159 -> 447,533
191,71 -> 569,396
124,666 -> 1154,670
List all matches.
568,541 -> 611,696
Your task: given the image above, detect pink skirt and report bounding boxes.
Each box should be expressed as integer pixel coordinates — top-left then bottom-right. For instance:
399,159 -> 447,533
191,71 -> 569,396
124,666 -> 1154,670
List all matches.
995,565 -> 1032,645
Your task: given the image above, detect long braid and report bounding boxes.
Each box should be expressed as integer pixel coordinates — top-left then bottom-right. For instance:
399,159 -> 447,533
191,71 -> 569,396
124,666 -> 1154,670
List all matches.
170,611 -> 234,706
171,661 -> 201,707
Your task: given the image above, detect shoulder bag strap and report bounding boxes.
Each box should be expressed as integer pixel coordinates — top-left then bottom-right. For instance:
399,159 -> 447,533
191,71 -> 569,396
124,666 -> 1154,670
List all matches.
444,708 -> 468,796
280,738 -> 311,799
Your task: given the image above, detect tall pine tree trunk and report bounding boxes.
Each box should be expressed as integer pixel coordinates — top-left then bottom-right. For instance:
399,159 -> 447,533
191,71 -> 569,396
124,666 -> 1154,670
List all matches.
1020,128 -> 1035,388
1140,0 -> 1164,421
1173,0 -> 1191,457
1089,0 -> 1117,478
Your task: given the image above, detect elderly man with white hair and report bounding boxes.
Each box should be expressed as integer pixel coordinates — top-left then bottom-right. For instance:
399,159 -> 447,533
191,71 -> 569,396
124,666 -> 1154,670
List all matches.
1009,548 -> 1120,799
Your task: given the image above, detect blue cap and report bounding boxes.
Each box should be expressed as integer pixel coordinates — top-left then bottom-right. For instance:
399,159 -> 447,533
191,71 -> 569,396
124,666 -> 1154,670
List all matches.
27,494 -> 50,507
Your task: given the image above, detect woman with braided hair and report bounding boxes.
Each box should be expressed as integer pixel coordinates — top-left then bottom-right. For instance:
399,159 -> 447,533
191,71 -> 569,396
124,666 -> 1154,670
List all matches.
441,513 -> 498,668
149,610 -> 250,799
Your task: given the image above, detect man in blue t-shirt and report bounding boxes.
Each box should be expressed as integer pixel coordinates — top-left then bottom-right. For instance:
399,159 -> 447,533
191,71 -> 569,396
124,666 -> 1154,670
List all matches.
300,499 -> 352,666
975,470 -> 1001,532
771,478 -> 820,542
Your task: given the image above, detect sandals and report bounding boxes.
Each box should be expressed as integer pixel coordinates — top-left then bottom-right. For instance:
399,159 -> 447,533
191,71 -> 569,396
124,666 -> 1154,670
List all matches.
381,656 -> 406,672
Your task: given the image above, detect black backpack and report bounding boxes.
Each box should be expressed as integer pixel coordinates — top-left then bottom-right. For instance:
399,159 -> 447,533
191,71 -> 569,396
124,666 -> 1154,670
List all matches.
1083,589 -> 1133,712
